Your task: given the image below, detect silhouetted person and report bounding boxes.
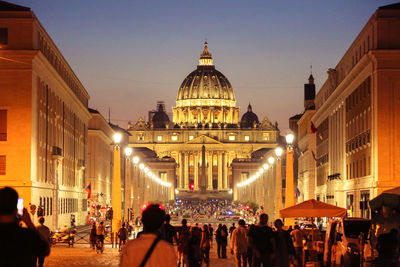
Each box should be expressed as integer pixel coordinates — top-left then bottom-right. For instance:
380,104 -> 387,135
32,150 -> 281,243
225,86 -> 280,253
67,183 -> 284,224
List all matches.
221,225 -> 229,258
177,219 -> 190,267
290,224 -> 304,267
36,217 -> 51,267
208,224 -> 214,247
117,223 -> 128,252
161,214 -> 177,244
188,226 -> 202,267
230,219 -> 248,267
274,219 -> 295,267
229,222 -> 236,238
216,224 -> 223,258
248,213 -> 276,267
376,229 -> 399,266
89,222 -> 97,249
0,187 -> 50,267
120,204 -> 177,267
200,224 -> 211,267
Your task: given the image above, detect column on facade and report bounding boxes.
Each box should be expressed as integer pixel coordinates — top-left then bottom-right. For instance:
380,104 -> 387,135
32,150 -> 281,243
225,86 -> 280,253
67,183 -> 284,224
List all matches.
217,152 -> 223,190
207,152 -> 213,190
194,151 -> 199,190
178,152 -> 183,189
223,152 -> 229,190
184,152 -> 189,190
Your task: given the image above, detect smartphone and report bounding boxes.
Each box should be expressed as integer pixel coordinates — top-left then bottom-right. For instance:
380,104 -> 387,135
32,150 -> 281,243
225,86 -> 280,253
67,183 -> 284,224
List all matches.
17,198 -> 23,216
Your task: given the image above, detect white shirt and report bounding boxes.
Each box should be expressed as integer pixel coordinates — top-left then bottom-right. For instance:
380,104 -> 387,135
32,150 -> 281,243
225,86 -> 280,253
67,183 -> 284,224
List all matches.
230,225 -> 248,254
120,233 -> 177,267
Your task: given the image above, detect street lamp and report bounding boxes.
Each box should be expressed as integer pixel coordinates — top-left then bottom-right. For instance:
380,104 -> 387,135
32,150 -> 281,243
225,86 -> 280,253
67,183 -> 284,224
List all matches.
263,163 -> 269,170
124,147 -> 133,157
124,147 -> 133,223
285,132 -> 295,226
274,146 -> 283,221
268,156 -> 275,165
112,132 -> 122,237
133,156 -> 140,165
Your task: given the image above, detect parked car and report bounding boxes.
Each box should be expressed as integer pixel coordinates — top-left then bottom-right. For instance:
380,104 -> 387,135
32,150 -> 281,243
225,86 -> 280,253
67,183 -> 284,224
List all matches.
323,218 -> 371,267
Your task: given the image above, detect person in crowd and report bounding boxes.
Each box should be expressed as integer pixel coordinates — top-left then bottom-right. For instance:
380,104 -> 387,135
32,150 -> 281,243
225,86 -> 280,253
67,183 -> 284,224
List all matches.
274,219 -> 295,267
248,213 -> 276,267
376,228 -> 399,266
187,226 -> 202,267
117,223 -> 128,252
0,187 -> 50,267
200,224 -> 211,267
161,214 -> 177,245
221,224 -> 229,258
126,222 -> 133,238
120,204 -> 177,267
230,219 -> 248,267
216,224 -> 223,258
96,221 -> 106,249
229,222 -> 236,238
177,219 -> 190,267
290,224 -> 304,267
247,225 -> 253,267
89,222 -> 97,249
36,217 -> 51,267
208,224 -> 214,247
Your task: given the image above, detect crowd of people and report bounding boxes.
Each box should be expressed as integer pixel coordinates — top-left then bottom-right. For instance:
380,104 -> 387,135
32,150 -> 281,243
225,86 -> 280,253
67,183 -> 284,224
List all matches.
167,199 -> 241,219
1,185 -> 400,267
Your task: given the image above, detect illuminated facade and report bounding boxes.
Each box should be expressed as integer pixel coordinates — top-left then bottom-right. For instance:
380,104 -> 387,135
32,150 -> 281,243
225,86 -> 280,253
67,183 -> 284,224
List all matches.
128,42 -> 280,199
0,2 -> 90,229
312,3 -> 400,218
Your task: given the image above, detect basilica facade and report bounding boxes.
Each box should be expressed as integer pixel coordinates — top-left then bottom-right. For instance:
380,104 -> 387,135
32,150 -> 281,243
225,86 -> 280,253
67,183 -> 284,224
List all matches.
128,42 -> 280,199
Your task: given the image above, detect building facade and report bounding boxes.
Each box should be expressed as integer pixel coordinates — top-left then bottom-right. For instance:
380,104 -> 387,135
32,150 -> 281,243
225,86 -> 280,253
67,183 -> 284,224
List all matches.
128,42 -> 280,200
312,3 -> 400,218
0,2 -> 90,229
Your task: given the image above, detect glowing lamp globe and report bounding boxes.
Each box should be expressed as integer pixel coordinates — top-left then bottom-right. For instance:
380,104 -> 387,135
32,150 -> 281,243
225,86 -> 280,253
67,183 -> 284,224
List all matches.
286,133 -> 294,145
263,164 -> 269,170
124,147 -> 133,156
139,163 -> 145,170
133,156 -> 140,164
113,133 -> 122,144
275,147 -> 283,157
268,157 -> 275,165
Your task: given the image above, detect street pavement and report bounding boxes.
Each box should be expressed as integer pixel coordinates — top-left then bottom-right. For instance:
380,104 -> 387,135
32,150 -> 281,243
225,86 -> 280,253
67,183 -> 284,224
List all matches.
44,242 -> 236,267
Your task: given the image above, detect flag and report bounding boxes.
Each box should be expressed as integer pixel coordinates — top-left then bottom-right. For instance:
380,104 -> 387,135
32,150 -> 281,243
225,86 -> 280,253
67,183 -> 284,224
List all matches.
295,188 -> 300,198
311,151 -> 320,165
311,121 -> 317,133
85,183 -> 91,199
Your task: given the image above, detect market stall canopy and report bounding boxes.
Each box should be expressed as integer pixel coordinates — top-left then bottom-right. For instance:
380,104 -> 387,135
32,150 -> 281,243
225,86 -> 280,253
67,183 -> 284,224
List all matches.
369,186 -> 400,211
280,199 -> 347,218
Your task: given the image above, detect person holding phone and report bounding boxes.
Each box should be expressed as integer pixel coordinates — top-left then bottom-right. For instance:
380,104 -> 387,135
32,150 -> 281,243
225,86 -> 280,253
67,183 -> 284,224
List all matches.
0,187 -> 50,267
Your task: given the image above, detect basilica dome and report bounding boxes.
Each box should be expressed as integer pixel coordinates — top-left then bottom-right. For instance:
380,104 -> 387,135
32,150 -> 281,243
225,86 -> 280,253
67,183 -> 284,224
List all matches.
176,42 -> 236,108
152,102 -> 170,128
173,42 -> 240,126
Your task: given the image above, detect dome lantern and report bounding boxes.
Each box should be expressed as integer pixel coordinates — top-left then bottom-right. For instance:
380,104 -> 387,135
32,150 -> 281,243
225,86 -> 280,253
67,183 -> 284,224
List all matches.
198,41 -> 214,66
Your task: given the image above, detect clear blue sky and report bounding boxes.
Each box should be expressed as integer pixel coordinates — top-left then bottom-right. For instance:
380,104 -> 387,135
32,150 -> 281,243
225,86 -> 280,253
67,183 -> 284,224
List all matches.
12,0 -> 398,132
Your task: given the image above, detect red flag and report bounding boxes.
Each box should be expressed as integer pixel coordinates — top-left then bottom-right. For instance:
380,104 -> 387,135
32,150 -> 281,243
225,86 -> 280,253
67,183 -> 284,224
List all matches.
311,121 -> 317,133
85,183 -> 91,199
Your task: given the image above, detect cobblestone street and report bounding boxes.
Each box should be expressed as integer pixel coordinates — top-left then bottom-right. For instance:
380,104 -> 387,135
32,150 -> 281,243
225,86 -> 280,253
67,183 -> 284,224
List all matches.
44,243 -> 235,267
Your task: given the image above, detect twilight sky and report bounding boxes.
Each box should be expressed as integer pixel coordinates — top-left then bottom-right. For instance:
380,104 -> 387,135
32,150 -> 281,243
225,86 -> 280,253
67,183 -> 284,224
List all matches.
13,0 -> 398,132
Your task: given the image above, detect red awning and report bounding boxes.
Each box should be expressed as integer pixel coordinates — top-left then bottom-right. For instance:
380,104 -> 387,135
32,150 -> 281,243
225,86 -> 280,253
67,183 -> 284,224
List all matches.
280,199 -> 347,218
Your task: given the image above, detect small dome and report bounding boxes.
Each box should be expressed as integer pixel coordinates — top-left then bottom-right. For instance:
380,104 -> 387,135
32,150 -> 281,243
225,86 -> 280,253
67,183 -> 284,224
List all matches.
152,102 -> 170,128
240,103 -> 259,128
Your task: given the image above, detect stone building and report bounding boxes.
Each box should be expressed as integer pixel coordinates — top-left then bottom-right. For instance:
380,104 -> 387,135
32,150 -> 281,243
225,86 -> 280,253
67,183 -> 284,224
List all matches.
128,42 -> 280,200
312,3 -> 400,218
0,2 -> 90,229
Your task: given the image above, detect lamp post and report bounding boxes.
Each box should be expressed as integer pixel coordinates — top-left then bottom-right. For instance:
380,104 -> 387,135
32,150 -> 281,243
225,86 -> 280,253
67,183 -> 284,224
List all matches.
274,147 -> 283,221
112,133 -> 122,236
132,156 -> 140,219
285,133 -> 295,226
124,147 -> 132,223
